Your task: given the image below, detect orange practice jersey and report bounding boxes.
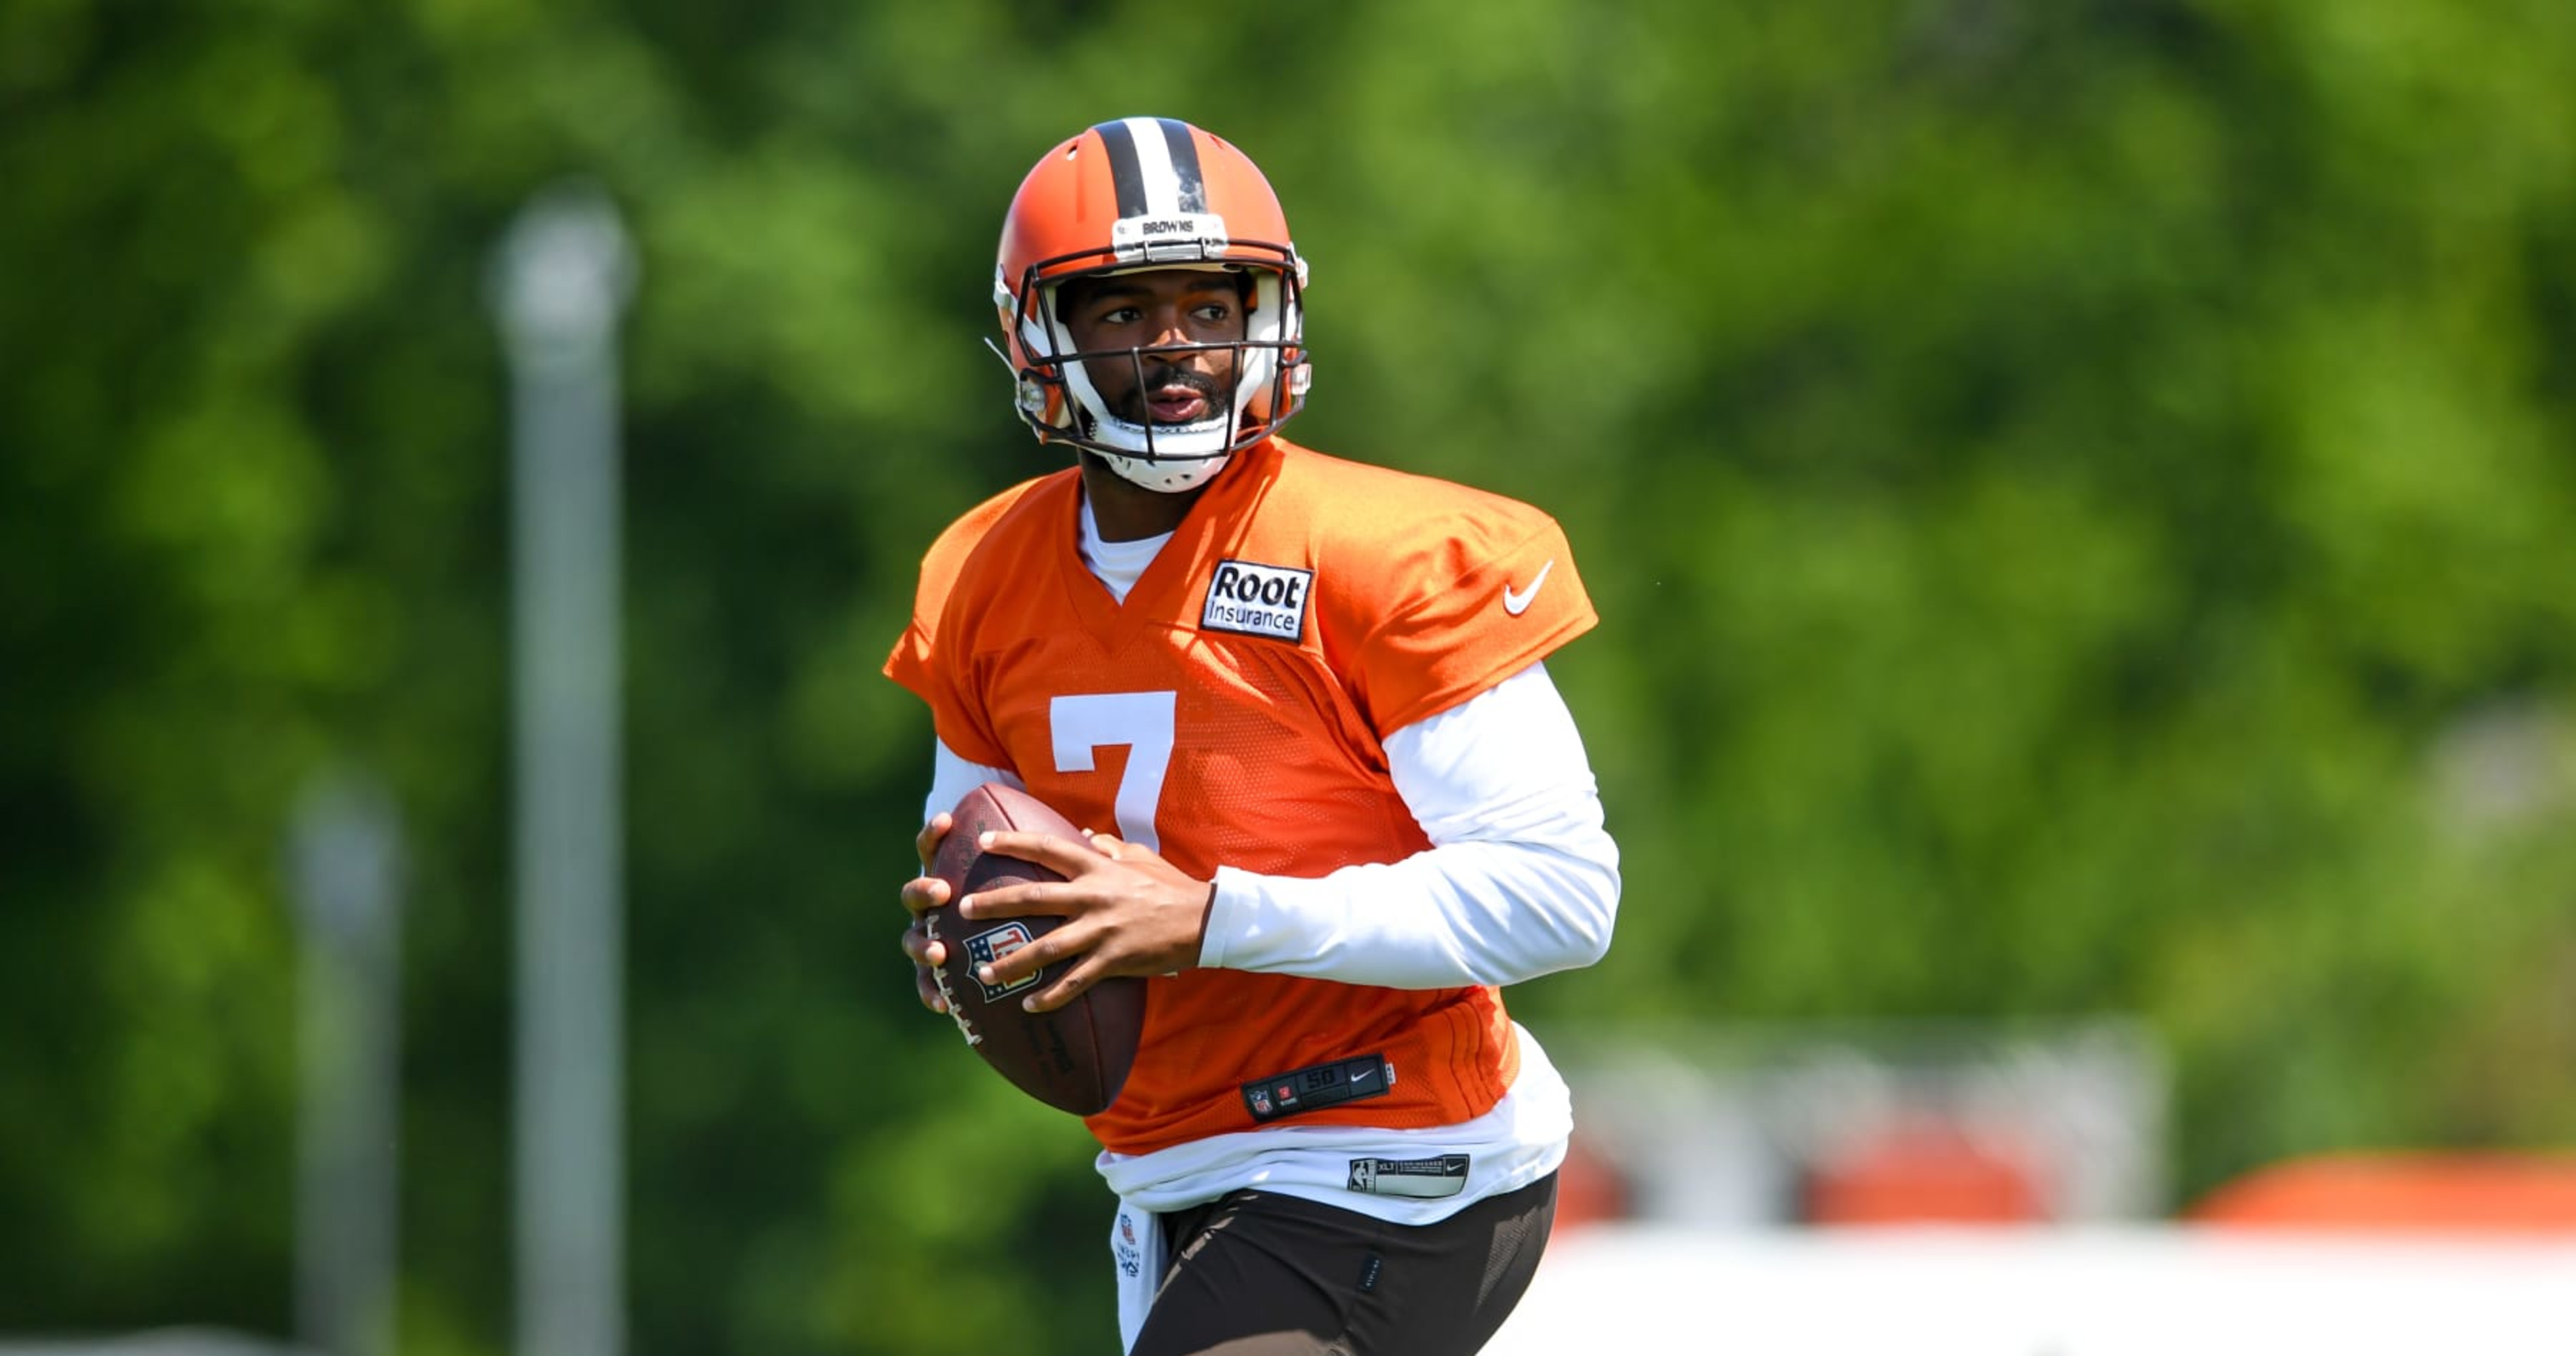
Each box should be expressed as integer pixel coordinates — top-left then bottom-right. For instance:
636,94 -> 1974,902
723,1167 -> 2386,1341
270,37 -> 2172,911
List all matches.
885,437 -> 1597,1155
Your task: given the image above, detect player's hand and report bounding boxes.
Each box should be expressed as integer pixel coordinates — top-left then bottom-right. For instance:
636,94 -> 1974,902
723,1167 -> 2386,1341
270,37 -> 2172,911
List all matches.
954,828 -> 1213,1014
899,811 -> 955,1014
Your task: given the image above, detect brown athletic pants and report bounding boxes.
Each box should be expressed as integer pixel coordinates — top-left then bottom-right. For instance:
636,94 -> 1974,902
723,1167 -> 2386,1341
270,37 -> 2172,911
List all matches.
1129,1171 -> 1558,1356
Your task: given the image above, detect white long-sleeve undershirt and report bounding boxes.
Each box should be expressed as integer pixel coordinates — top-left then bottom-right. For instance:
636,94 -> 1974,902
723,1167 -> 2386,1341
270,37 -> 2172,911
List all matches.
920,662 -> 1619,990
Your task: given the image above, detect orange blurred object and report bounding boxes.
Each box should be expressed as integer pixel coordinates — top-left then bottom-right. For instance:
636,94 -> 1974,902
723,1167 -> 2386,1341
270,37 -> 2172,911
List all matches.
1802,1121 -> 2047,1225
1550,1137 -> 1630,1234
2190,1151 -> 2576,1233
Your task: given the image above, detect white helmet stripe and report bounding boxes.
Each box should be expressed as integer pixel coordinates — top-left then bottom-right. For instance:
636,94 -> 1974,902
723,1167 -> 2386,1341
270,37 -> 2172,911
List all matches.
1123,117 -> 1182,214
1095,117 -> 1205,218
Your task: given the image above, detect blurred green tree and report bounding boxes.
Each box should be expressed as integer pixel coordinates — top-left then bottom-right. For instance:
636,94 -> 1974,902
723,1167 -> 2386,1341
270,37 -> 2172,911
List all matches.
3,0 -> 2573,1353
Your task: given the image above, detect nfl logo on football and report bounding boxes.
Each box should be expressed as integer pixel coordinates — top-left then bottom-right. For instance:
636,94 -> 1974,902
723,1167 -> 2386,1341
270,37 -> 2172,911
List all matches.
966,923 -> 1040,1002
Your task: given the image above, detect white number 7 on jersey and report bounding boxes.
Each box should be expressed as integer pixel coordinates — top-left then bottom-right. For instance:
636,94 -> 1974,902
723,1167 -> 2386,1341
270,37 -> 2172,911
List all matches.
1049,692 -> 1177,852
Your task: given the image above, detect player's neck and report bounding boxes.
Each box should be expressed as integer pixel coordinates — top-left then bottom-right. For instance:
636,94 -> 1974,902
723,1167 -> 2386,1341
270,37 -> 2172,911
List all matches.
1078,460 -> 1211,542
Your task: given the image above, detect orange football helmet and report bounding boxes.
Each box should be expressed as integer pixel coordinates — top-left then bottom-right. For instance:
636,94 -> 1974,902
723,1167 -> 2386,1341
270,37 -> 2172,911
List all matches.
994,117 -> 1312,492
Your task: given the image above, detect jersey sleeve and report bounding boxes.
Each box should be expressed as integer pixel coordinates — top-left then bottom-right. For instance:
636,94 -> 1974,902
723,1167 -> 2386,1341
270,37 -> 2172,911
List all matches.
881,482 -> 1048,771
1327,497 -> 1599,736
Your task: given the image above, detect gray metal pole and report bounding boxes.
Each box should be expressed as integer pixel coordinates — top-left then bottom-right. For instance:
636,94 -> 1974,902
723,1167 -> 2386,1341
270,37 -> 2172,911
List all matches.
289,772 -> 403,1356
493,181 -> 635,1356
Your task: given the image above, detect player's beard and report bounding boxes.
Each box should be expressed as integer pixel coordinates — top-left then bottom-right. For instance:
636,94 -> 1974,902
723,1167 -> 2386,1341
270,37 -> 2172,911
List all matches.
1114,362 -> 1233,428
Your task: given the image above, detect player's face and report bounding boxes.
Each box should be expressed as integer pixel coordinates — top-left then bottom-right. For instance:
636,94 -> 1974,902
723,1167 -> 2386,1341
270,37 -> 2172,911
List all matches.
1058,269 -> 1249,426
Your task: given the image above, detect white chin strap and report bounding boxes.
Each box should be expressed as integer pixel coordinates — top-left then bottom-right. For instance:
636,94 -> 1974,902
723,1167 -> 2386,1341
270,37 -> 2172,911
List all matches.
1096,442 -> 1232,494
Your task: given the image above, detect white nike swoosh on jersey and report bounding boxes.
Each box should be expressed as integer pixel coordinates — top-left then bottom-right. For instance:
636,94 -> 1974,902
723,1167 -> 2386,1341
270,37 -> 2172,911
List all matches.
1501,559 -> 1555,616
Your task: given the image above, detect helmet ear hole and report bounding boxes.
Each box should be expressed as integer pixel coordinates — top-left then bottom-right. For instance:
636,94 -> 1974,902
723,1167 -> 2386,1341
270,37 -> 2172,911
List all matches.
1013,372 -> 1058,425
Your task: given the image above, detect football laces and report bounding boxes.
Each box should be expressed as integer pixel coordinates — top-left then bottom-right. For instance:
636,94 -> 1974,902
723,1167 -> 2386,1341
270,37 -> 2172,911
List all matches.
923,911 -> 984,1048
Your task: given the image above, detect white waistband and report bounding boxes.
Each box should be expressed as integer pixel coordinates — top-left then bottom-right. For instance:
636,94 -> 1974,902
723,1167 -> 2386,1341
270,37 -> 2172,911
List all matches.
1098,1023 -> 1574,1226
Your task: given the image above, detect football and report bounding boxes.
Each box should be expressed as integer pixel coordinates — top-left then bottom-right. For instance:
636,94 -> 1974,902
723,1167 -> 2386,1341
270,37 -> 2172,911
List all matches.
924,782 -> 1147,1116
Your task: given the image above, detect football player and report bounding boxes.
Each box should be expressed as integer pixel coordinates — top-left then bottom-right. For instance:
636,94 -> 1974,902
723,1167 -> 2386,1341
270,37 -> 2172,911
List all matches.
891,116 -> 1621,1356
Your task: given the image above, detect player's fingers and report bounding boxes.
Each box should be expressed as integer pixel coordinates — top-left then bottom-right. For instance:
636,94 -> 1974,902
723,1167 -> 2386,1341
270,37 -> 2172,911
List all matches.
914,963 -> 948,1014
973,913 -> 1086,991
900,920 -> 947,970
1020,951 -> 1107,1014
978,829 -> 1116,875
901,875 -> 951,919
954,877 -> 1078,921
914,811 -> 953,871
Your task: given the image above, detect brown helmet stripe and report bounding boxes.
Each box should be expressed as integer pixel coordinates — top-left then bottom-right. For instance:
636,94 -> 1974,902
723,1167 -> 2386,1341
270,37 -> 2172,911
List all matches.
1154,117 -> 1208,213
